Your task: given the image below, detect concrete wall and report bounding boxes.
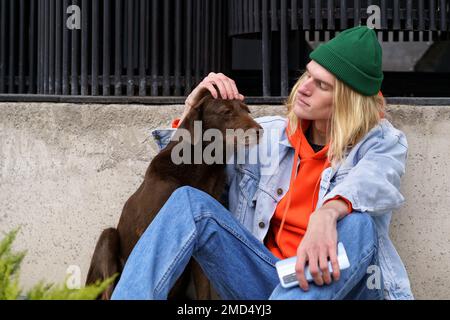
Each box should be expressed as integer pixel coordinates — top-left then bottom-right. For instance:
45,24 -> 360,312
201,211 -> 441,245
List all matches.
0,102 -> 449,299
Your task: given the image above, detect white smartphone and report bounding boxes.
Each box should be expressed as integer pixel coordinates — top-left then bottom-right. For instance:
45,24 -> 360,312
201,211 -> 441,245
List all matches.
275,242 -> 350,289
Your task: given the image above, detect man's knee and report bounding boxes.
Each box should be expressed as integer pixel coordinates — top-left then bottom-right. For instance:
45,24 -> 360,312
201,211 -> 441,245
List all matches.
172,186 -> 212,202
338,213 -> 377,247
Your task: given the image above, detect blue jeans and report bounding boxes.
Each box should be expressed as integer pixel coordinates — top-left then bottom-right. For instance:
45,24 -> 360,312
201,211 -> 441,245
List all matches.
111,186 -> 383,300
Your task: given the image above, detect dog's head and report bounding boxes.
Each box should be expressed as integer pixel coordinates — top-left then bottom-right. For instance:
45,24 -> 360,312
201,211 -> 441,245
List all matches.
181,92 -> 263,147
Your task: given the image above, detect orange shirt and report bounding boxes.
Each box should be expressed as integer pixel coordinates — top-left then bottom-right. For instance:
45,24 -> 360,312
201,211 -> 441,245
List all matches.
265,120 -> 331,259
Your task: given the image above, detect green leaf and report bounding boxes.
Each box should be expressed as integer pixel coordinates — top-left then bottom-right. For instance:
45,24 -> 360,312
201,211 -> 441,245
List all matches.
0,228 -> 118,300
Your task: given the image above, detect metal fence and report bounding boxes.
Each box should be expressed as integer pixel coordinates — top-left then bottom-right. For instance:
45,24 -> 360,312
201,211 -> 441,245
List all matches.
229,0 -> 450,96
0,0 -> 449,99
0,0 -> 229,96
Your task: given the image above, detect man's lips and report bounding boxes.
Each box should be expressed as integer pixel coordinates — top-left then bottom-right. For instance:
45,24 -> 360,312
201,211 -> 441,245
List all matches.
297,95 -> 310,107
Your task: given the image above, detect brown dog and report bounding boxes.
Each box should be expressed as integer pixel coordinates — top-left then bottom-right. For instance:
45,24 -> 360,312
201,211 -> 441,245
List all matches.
86,93 -> 262,299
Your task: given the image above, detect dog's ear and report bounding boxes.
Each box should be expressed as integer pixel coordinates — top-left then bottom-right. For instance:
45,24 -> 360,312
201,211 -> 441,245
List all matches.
179,92 -> 213,145
191,90 -> 214,109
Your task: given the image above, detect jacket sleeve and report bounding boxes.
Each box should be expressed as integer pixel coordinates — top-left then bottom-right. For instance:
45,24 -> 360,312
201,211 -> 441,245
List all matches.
322,131 -> 408,216
151,128 -> 176,151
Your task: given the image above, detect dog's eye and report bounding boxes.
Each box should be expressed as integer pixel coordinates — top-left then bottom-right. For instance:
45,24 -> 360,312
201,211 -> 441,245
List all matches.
223,109 -> 233,115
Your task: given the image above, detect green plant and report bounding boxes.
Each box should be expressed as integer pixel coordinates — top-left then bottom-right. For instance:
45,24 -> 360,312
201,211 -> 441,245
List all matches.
0,228 -> 116,300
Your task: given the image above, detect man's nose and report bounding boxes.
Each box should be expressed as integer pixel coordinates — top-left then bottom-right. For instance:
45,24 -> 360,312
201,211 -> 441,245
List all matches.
299,81 -> 312,96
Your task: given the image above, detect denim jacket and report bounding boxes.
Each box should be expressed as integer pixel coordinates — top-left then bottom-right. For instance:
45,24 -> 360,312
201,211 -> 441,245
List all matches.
151,116 -> 414,300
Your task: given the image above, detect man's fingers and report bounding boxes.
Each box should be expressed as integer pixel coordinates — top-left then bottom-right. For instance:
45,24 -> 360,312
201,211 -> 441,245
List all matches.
319,249 -> 332,285
329,246 -> 341,282
208,79 -> 228,99
307,251 -> 324,287
219,77 -> 239,100
188,74 -> 242,106
295,251 -> 309,291
208,73 -> 242,100
227,78 -> 241,99
202,82 -> 219,100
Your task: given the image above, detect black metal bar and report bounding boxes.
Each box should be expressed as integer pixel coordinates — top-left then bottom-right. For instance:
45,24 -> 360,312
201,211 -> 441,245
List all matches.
280,0 -> 288,96
133,0 -> 139,70
210,0 -> 217,72
127,0 -> 134,96
243,0 -> 248,33
49,0 -> 55,94
440,0 -> 447,31
353,0 -> 360,27
393,0 -> 400,30
139,0 -> 146,96
200,0 -> 205,78
40,0 -> 44,94
62,0 -> 70,95
291,0 -> 298,30
114,0 -> 122,96
229,0 -> 234,35
43,0 -> 49,94
174,0 -> 181,95
327,0 -> 335,30
340,0 -> 347,29
271,0 -> 278,31
249,0 -> 254,32
81,0 -> 88,95
8,0 -> 15,93
418,0 -> 425,30
71,0 -> 79,95
315,0 -> 322,30
217,0 -> 223,71
29,0 -> 36,93
51,0 -> 61,94
255,0 -> 260,32
262,0 -> 270,96
103,0 -> 110,95
381,0 -> 387,30
238,0 -> 243,33
406,0 -> 413,30
55,0 -> 62,95
203,0 -> 209,77
145,0 -> 150,71
303,0 -> 310,30
91,0 -> 98,95
151,0 -> 158,95
37,0 -> 42,93
430,0 -> 437,30
0,0 -> 5,93
18,0 -> 25,93
194,0 -> 200,85
185,0 -> 192,94
163,0 -> 170,95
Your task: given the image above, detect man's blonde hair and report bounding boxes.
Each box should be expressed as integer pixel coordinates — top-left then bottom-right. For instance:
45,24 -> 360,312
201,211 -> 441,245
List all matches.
285,71 -> 385,166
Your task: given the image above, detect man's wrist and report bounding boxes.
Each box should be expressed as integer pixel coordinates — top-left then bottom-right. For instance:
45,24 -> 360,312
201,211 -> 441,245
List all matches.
320,199 -> 349,220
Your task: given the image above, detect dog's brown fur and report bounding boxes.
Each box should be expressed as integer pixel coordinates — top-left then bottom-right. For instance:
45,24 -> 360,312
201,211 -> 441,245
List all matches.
86,93 -> 262,300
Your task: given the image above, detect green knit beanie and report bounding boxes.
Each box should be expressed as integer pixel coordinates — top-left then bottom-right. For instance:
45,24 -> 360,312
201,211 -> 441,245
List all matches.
309,26 -> 383,96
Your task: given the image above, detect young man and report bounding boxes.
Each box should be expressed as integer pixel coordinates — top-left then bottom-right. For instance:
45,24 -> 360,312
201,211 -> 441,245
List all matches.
111,26 -> 414,300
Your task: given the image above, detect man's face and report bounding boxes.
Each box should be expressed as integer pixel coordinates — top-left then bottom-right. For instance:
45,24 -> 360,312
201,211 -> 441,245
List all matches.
293,60 -> 335,121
